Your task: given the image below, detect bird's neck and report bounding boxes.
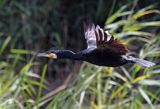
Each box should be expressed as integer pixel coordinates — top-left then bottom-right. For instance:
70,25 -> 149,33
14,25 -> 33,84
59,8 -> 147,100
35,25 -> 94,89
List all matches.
57,50 -> 83,60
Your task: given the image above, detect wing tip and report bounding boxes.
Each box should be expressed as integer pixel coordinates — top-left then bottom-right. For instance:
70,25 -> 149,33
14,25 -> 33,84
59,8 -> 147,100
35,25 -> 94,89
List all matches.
83,21 -> 95,32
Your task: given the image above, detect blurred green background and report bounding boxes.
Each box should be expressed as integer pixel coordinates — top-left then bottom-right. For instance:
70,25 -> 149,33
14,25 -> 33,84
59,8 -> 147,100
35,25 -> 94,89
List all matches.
0,0 -> 160,109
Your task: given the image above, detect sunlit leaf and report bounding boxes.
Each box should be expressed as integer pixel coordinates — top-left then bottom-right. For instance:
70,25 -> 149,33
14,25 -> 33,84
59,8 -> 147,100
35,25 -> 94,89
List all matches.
140,21 -> 160,27
133,10 -> 160,19
10,49 -> 31,54
0,36 -> 11,54
117,31 -> 154,38
105,5 -> 128,24
133,75 -> 149,83
138,87 -> 154,109
139,79 -> 160,86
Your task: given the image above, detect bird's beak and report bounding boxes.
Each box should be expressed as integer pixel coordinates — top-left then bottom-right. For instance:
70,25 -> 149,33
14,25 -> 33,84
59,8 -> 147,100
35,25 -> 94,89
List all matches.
37,53 -> 57,59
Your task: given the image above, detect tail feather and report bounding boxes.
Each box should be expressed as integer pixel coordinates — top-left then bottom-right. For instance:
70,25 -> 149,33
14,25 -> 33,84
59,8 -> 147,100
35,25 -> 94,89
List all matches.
122,55 -> 155,67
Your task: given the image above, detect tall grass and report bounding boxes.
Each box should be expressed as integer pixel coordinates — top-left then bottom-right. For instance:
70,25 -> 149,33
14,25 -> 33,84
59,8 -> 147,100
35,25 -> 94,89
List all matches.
0,34 -> 48,109
0,3 -> 160,109
43,5 -> 160,109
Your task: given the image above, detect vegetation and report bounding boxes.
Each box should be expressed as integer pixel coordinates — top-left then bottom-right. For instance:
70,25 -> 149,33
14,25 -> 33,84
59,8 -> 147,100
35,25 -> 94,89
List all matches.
0,0 -> 160,109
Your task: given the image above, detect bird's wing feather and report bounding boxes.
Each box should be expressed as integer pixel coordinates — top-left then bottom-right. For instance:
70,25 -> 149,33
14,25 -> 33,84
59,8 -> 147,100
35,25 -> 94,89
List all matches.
84,22 -> 128,55
83,23 -> 97,49
95,25 -> 128,55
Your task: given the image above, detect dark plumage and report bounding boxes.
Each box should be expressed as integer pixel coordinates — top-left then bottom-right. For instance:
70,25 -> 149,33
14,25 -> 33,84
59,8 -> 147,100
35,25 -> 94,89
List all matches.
38,23 -> 155,67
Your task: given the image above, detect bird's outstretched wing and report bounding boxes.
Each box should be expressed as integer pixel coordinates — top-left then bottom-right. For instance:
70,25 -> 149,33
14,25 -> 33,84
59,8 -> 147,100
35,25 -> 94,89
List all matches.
83,23 -> 97,49
84,23 -> 128,55
95,25 -> 128,55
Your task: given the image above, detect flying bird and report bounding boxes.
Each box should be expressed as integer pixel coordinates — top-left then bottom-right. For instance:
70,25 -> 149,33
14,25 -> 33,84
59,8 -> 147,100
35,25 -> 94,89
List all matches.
38,23 -> 155,67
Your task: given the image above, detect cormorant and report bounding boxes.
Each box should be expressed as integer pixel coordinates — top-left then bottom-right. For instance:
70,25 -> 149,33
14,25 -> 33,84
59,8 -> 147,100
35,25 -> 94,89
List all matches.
38,23 -> 155,67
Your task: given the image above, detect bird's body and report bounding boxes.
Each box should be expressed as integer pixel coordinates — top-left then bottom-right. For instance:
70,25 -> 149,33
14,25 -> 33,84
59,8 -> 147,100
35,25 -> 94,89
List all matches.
80,48 -> 127,67
38,22 -> 155,67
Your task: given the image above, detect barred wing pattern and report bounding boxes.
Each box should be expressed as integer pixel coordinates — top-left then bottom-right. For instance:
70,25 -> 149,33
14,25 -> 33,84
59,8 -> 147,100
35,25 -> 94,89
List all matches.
83,23 -> 97,48
84,23 -> 128,55
95,25 -> 128,55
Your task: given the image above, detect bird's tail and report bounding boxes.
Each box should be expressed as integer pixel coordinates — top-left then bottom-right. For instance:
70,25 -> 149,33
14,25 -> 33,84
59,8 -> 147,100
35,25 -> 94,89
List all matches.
122,55 -> 155,67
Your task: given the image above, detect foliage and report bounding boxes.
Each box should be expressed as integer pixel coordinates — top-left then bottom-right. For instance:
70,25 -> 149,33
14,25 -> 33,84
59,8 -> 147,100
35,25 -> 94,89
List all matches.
0,0 -> 160,109
0,34 -> 48,109
44,4 -> 160,109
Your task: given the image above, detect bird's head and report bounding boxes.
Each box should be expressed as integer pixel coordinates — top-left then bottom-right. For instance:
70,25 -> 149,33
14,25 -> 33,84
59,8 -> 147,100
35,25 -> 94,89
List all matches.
37,50 -> 58,59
